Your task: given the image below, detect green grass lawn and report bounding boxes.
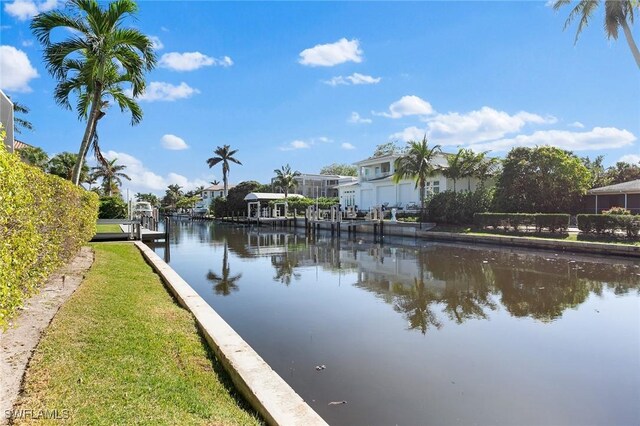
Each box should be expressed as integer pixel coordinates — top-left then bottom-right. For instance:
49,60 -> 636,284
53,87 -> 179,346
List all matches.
95,223 -> 122,233
14,243 -> 262,426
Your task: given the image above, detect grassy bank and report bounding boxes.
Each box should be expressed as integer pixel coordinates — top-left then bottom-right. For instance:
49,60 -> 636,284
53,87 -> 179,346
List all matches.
95,223 -> 122,233
428,225 -> 640,246
14,243 -> 261,425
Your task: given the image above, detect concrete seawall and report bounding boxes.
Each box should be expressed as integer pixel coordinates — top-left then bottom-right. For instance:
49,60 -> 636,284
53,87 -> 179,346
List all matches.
290,218 -> 640,258
134,242 -> 327,426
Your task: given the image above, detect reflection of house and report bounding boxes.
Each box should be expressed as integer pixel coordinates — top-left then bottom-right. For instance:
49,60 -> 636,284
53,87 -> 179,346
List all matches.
272,173 -> 357,198
337,153 -> 481,211
196,183 -> 236,210
584,179 -> 640,214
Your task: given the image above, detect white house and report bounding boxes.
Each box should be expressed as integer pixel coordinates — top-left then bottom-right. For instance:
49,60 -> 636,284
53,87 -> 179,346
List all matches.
338,152 -> 481,211
272,173 -> 357,198
195,183 -> 236,211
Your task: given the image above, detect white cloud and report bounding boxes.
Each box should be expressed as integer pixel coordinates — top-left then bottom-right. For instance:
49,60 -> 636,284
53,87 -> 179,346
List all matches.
423,107 -> 556,146
161,134 -> 189,150
133,81 -> 199,102
619,154 -> 640,164
21,39 -> 33,47
4,0 -> 59,20
569,121 -> 585,128
348,112 -> 372,124
280,140 -> 311,151
325,72 -> 381,86
389,126 -> 425,142
299,38 -> 363,67
374,95 -> 434,118
103,151 -> 208,195
341,142 -> 356,150
149,36 -> 164,50
467,127 -> 636,152
159,52 -> 233,71
0,45 -> 39,92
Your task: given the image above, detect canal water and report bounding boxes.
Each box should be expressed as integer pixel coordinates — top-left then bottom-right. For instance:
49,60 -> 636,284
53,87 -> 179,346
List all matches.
151,220 -> 640,426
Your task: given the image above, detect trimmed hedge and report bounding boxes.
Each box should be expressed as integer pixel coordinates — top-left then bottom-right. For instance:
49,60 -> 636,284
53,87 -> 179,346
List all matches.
577,214 -> 640,238
0,139 -> 99,327
474,213 -> 570,233
268,197 -> 339,213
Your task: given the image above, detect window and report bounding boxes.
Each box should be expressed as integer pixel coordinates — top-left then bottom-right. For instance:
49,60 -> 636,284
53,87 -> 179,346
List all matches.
381,162 -> 390,173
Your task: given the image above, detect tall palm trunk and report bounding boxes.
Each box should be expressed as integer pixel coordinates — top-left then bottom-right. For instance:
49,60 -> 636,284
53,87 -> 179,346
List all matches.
620,19 -> 640,69
223,171 -> 228,198
419,181 -> 426,221
453,179 -> 457,192
72,85 -> 102,185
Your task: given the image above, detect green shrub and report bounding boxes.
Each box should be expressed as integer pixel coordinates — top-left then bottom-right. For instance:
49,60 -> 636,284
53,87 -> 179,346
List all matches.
427,189 -> 493,225
99,196 -> 128,219
602,207 -> 631,215
0,137 -> 98,327
577,214 -> 640,238
275,197 -> 338,214
474,213 -> 569,233
534,214 -> 570,233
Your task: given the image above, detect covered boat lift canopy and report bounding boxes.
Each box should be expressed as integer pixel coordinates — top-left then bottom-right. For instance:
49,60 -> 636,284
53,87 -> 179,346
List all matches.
243,193 -> 305,218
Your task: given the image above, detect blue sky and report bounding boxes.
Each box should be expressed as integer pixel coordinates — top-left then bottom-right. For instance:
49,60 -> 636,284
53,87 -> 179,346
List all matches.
1,0 -> 639,196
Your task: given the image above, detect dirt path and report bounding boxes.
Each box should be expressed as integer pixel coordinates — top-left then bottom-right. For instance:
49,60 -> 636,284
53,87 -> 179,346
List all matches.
0,247 -> 94,425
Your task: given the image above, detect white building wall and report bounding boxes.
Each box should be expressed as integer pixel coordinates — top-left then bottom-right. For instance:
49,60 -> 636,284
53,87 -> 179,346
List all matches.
0,90 -> 14,153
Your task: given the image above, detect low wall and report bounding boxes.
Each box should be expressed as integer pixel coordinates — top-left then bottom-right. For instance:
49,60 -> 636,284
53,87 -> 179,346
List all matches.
422,231 -> 640,258
134,242 -> 327,426
290,218 -> 640,258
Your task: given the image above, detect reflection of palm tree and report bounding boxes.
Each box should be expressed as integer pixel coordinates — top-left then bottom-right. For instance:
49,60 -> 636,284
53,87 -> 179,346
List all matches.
206,241 -> 242,296
392,278 -> 442,335
271,254 -> 301,286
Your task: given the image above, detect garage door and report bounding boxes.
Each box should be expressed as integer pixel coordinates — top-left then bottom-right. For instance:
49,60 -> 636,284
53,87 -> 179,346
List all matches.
399,183 -> 416,205
376,185 -> 396,207
360,189 -> 373,210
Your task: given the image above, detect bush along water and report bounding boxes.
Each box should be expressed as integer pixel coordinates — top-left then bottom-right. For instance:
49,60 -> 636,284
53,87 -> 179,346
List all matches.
427,188 -> 493,225
474,213 -> 570,233
577,214 -> 640,238
0,133 -> 99,327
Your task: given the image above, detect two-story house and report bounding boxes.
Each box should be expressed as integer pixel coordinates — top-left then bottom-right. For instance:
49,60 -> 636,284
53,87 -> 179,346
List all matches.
272,173 -> 358,198
195,183 -> 236,211
338,152 -> 481,211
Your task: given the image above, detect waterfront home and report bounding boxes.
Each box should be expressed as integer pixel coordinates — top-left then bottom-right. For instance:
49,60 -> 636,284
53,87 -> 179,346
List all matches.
195,183 -> 236,211
272,173 -> 357,198
584,179 -> 640,214
338,153 -> 481,211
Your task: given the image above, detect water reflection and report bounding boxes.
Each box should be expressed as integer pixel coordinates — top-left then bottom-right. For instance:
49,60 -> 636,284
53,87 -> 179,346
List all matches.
205,241 -> 242,296
219,228 -> 640,330
155,221 -> 640,426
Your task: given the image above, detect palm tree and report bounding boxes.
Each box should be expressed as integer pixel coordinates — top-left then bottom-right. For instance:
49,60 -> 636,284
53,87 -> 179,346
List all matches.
206,242 -> 242,296
210,180 -> 220,186
443,149 -> 469,192
91,158 -> 131,196
206,145 -> 242,197
162,184 -> 183,210
393,136 -> 442,215
8,98 -> 33,134
471,151 -> 500,187
273,164 -> 301,214
553,0 -> 640,69
48,152 -> 89,182
31,0 -> 156,186
18,146 -> 48,170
